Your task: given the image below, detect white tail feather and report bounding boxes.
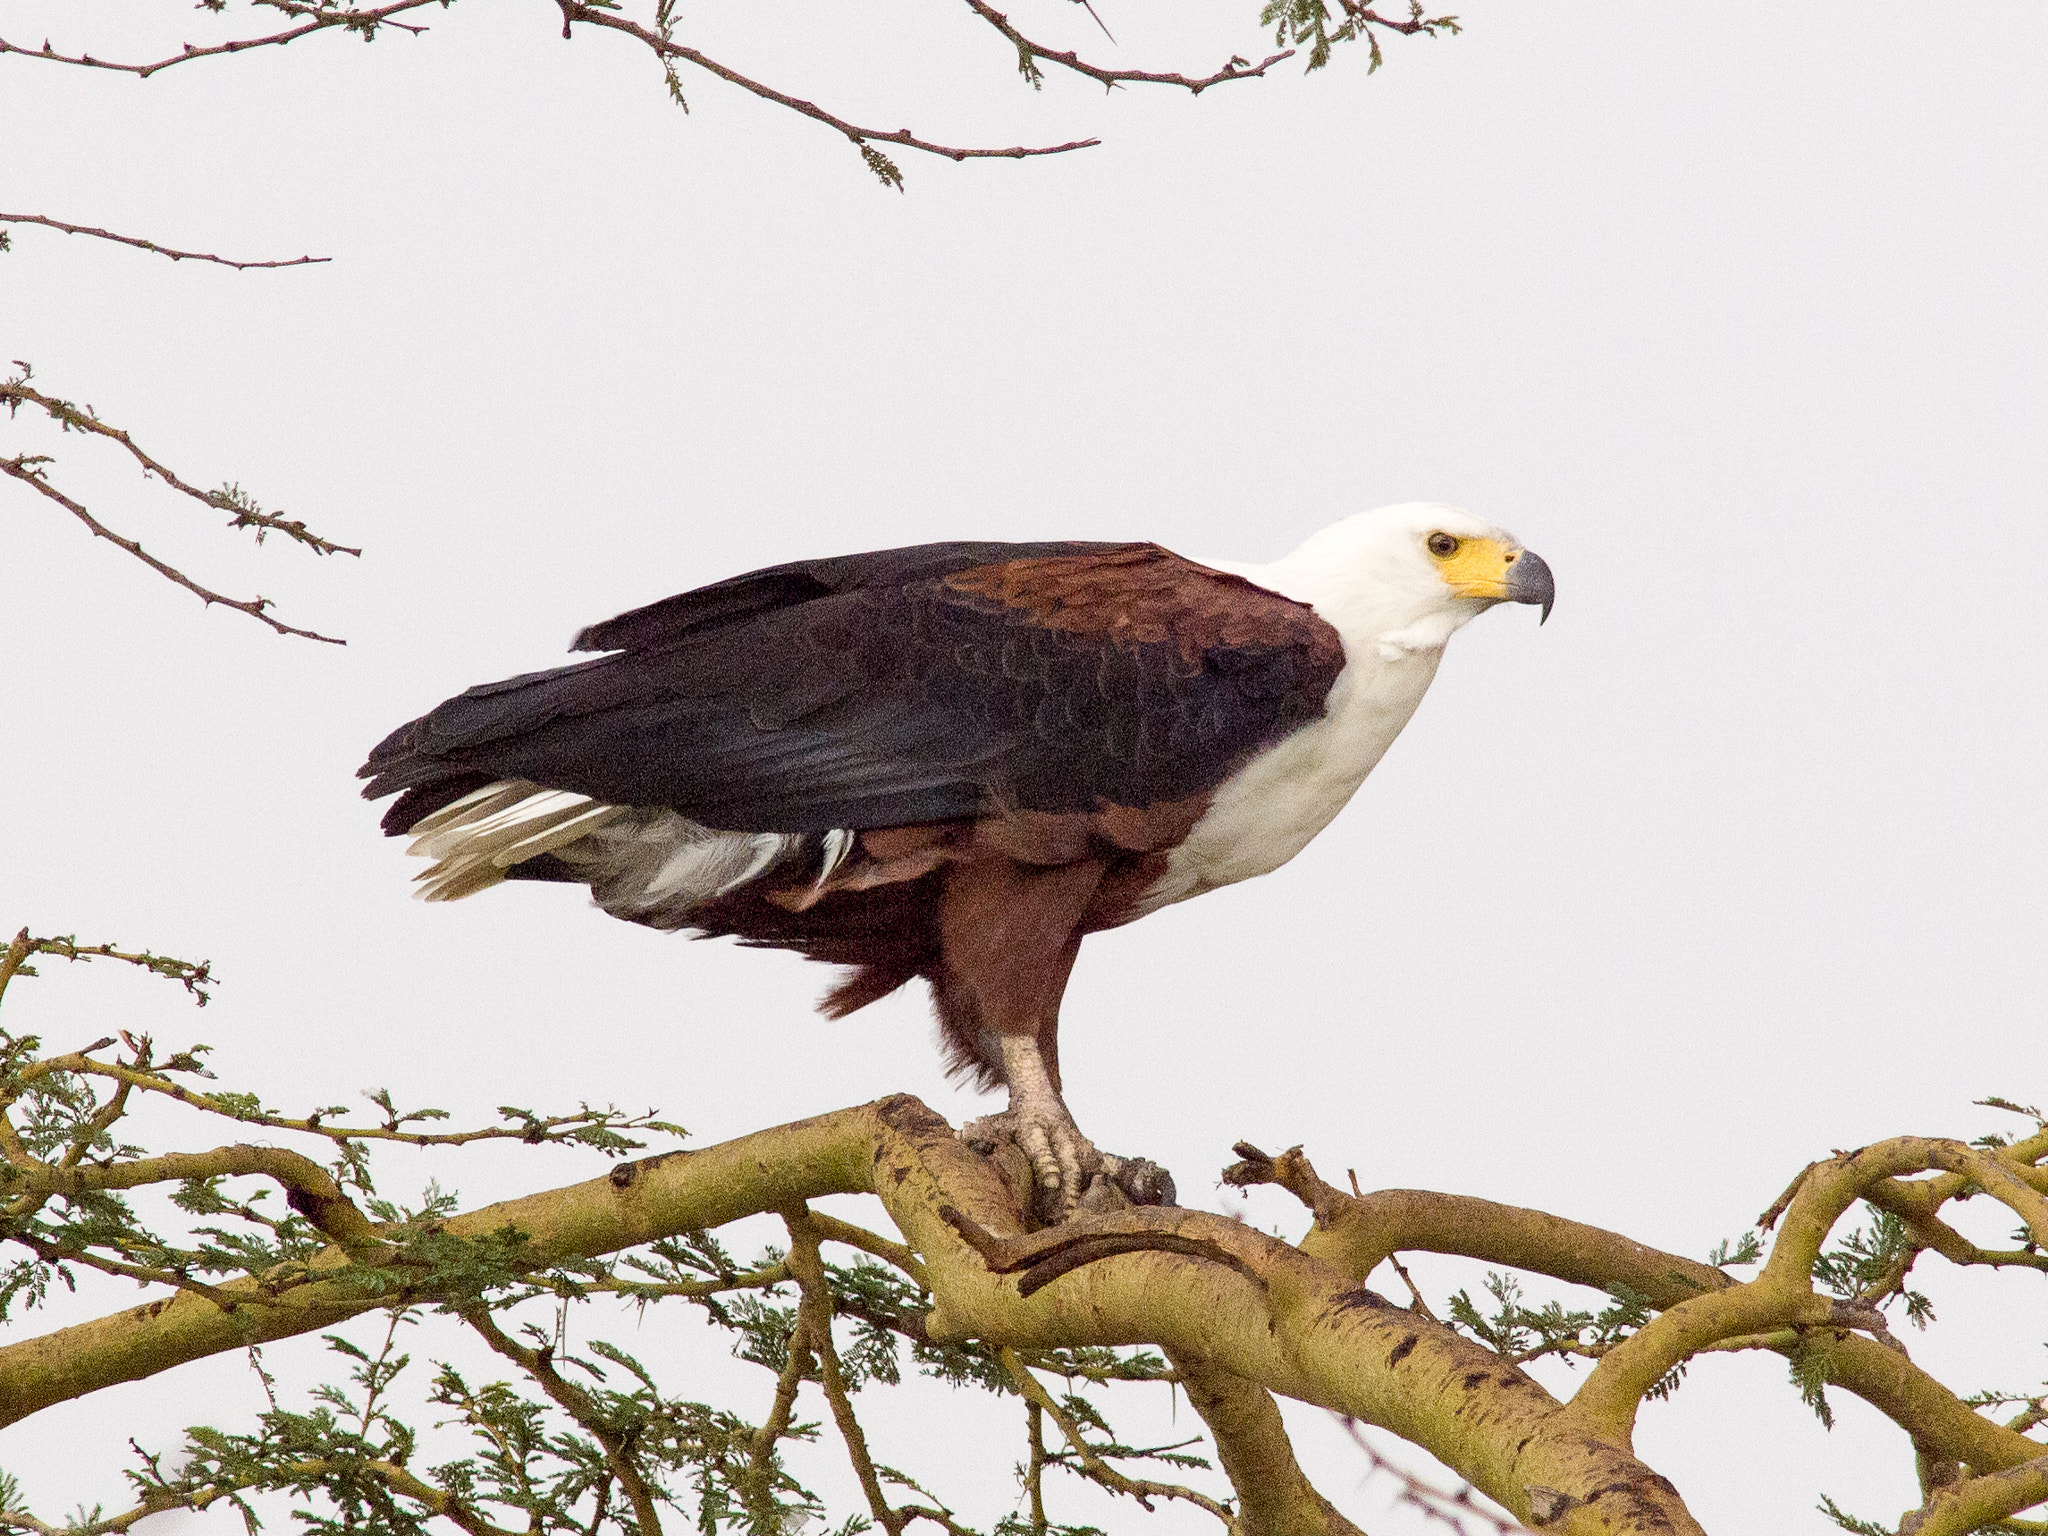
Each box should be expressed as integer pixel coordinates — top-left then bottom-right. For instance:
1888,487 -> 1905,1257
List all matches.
814,827 -> 856,888
408,781 -> 616,902
397,778 -> 848,924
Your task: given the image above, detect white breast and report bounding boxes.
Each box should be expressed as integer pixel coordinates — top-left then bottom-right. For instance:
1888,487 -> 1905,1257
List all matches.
1131,636 -> 1444,918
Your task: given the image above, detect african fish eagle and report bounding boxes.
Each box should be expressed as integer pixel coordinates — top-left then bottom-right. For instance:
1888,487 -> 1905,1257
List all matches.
360,502 -> 1553,1215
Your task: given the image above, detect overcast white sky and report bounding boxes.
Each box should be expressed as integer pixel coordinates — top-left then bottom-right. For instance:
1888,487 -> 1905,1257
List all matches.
4,2 -> 2046,1531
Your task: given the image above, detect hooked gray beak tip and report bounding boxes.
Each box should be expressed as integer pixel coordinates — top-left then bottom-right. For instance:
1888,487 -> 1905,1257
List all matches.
1505,548 -> 1556,624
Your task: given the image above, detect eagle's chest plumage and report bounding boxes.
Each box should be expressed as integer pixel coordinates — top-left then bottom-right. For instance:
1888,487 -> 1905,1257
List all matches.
1130,638 -> 1445,917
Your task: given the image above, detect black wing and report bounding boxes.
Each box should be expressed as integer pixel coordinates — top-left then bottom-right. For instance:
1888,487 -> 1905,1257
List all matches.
360,539 -> 1345,836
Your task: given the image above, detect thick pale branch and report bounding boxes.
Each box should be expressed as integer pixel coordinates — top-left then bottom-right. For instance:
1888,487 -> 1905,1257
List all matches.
0,1099 -> 1695,1532
1901,1453 -> 2048,1536
19,1101 -> 2040,1534
2,1142 -> 385,1261
1573,1137 -> 2048,1442
1226,1145 -> 1729,1309
806,1207 -> 926,1285
883,1110 -> 1697,1534
1208,1140 -> 2048,1493
1164,1349 -> 1365,1535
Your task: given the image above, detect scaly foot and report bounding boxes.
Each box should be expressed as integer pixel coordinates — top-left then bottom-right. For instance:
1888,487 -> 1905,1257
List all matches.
959,1035 -> 1176,1221
961,1101 -> 1099,1220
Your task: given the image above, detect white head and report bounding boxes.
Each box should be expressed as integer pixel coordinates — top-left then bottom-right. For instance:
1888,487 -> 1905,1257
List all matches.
1247,502 -> 1554,658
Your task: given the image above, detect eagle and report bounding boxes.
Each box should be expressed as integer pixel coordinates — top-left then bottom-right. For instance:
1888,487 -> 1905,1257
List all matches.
360,502 -> 1552,1215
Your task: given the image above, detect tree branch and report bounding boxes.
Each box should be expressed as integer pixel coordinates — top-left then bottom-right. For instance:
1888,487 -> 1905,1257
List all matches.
0,1454 -> 521,1536
0,213 -> 327,270
3,368 -> 359,559
0,1097 -> 1707,1533
1161,1350 -> 1359,1533
1227,1140 -> 2048,1483
0,930 -> 214,1007
23,1045 -> 667,1153
1900,1453 -> 2048,1536
15,1097 -> 2040,1533
555,2 -> 1098,183
1001,1346 -> 1231,1520
1572,1137 -> 2048,1441
0,451 -> 344,644
956,0 -> 1295,94
1,1143 -> 387,1262
786,1207 -> 907,1533
460,1308 -> 666,1536
0,2 -> 442,80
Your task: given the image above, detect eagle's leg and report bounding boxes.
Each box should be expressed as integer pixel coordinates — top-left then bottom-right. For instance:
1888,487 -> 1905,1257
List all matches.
981,1029 -> 1099,1216
960,1033 -> 1177,1217
942,856 -> 1175,1219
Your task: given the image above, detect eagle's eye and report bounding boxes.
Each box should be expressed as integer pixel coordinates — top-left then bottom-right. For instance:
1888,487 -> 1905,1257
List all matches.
1426,532 -> 1459,558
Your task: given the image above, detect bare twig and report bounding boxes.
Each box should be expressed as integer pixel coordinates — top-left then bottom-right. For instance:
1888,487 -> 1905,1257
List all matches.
4,361 -> 352,644
556,2 -> 1097,182
0,0 -> 1453,213
0,213 -> 327,270
959,0 -> 1295,93
4,367 -> 358,558
0,1 -> 441,80
1,452 -> 344,643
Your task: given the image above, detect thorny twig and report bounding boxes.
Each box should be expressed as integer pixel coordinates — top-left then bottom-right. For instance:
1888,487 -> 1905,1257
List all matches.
1,453 -> 345,644
0,929 -> 213,1007
18,1042 -> 677,1154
